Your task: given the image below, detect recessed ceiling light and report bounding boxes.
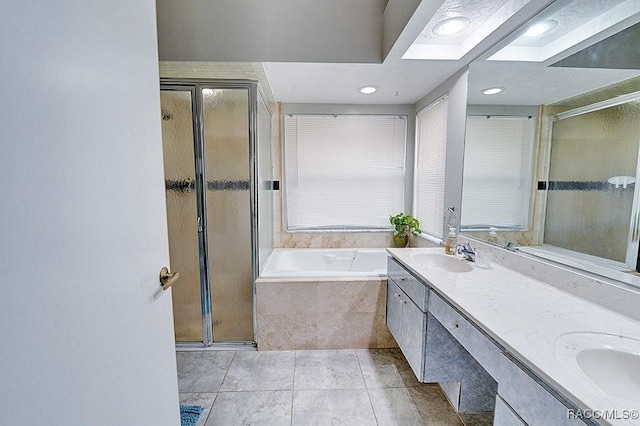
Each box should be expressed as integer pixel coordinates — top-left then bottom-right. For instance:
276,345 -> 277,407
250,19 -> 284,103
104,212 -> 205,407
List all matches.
522,19 -> 558,37
358,86 -> 378,95
432,17 -> 471,36
481,87 -> 504,95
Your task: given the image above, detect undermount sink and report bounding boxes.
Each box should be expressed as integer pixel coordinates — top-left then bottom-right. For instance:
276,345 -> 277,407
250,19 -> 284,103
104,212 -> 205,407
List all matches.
555,332 -> 640,404
408,253 -> 473,273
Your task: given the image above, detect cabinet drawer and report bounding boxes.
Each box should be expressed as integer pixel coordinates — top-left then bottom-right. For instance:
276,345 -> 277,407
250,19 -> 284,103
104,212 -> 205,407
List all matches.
387,257 -> 428,311
497,354 -> 587,426
494,395 -> 525,426
428,291 -> 501,379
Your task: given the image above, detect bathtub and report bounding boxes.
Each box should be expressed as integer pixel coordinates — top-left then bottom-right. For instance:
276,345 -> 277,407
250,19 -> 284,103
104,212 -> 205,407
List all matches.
260,248 -> 388,278
256,247 -> 395,350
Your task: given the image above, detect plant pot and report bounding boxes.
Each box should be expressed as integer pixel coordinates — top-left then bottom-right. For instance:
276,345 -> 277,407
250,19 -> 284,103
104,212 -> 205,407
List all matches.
392,233 -> 409,248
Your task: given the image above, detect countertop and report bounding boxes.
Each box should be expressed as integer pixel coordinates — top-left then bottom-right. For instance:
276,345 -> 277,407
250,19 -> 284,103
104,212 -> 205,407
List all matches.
387,247 -> 640,425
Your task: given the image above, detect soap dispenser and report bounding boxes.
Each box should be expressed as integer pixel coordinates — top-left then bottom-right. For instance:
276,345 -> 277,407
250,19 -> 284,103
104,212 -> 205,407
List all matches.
445,227 -> 457,255
487,227 -> 498,244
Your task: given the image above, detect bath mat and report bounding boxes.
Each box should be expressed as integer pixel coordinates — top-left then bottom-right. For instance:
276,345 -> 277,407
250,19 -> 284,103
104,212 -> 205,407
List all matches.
180,404 -> 204,426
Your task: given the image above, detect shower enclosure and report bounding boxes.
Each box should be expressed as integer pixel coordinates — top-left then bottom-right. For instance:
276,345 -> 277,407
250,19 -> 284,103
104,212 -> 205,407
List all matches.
160,80 -> 273,346
542,95 -> 640,271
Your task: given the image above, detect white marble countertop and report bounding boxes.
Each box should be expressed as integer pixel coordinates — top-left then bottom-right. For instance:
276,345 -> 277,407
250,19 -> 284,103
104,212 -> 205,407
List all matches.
387,247 -> 640,426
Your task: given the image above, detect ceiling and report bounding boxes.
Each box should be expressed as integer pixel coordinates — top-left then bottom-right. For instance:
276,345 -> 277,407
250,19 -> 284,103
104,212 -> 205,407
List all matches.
467,0 -> 640,105
156,0 -> 640,106
263,0 -> 557,104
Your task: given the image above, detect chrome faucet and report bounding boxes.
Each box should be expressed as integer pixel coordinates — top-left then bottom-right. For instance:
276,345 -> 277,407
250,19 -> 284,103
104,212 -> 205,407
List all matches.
505,241 -> 519,252
457,242 -> 476,262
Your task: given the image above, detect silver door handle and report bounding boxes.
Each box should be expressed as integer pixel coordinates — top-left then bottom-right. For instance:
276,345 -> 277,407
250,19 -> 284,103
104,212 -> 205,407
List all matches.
159,267 -> 180,290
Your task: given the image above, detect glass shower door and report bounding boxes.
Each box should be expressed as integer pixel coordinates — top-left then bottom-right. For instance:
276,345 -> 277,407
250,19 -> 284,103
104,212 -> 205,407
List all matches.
545,101 -> 640,268
201,87 -> 254,342
160,89 -> 205,342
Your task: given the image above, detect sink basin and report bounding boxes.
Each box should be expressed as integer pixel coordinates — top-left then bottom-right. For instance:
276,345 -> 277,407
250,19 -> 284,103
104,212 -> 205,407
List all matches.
555,332 -> 640,403
408,253 -> 473,273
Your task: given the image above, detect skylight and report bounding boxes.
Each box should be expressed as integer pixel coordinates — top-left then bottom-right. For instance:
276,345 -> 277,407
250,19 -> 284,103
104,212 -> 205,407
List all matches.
488,0 -> 640,62
403,0 -> 524,61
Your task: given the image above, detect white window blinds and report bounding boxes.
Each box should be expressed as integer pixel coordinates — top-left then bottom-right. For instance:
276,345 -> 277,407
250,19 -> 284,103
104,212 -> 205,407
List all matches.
414,97 -> 448,239
284,114 -> 406,230
461,115 -> 535,229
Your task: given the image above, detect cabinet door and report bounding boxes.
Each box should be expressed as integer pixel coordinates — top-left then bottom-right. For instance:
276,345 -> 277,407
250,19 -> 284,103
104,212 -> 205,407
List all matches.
401,298 -> 426,380
386,280 -> 403,344
497,354 -> 587,425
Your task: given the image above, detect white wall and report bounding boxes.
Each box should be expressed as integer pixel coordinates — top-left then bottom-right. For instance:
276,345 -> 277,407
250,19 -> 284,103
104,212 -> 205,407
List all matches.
157,0 -> 387,63
382,0 -> 422,59
0,3 -> 179,425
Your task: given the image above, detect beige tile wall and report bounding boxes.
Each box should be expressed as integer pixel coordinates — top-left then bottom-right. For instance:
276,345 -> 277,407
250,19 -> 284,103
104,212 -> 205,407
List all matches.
256,278 -> 397,350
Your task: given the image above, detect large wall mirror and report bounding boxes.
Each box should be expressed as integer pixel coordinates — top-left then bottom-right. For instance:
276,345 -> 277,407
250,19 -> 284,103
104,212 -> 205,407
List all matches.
461,0 -> 640,282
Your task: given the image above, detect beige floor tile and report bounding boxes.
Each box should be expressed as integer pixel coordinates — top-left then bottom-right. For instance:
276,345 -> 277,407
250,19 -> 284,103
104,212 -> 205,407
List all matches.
408,385 -> 465,425
294,349 -> 366,390
220,350 -> 295,391
206,390 -> 292,426
369,387 -> 423,425
176,351 -> 235,392
292,389 -> 376,425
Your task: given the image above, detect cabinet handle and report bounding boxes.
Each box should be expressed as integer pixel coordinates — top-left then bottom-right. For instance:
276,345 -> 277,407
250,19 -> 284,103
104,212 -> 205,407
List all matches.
452,323 -> 459,329
394,293 -> 401,297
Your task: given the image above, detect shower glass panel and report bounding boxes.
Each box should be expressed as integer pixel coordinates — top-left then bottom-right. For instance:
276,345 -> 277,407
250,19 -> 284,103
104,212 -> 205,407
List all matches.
160,90 -> 203,342
545,101 -> 640,266
257,95 -> 274,272
202,88 -> 254,342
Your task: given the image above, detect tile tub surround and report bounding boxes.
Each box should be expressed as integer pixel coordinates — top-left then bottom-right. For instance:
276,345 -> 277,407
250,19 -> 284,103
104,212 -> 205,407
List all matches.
388,247 -> 640,425
256,278 -> 397,350
177,348 -> 494,426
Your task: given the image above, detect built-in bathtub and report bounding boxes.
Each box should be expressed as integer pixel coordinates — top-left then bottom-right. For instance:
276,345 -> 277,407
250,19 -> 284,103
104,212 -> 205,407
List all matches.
256,248 -> 396,350
260,248 -> 388,278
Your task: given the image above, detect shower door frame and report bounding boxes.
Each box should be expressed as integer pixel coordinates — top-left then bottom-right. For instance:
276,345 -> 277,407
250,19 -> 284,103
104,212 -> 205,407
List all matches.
542,91 -> 640,272
161,79 -> 259,348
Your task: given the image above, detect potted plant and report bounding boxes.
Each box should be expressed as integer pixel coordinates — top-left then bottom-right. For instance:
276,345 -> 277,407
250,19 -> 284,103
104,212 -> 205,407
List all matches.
389,213 -> 421,248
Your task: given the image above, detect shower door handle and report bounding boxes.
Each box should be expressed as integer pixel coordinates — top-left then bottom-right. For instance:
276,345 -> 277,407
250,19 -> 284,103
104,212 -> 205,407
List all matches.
159,267 -> 180,291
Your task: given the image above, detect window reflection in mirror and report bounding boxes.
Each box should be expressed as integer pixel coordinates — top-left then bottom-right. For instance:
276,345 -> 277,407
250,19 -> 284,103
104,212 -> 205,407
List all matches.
461,0 -> 640,278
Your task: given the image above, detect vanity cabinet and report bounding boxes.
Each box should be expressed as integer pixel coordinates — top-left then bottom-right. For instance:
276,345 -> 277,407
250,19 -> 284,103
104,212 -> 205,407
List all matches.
428,287 -> 588,424
386,257 -> 497,412
386,264 -> 427,379
496,354 -> 588,426
387,256 -> 428,310
387,253 -> 592,425
428,291 -> 501,380
494,395 -> 526,426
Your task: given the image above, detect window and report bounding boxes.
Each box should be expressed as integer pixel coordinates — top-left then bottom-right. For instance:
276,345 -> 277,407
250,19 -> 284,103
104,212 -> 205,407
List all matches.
284,114 -> 406,230
414,96 -> 448,239
461,115 -> 535,230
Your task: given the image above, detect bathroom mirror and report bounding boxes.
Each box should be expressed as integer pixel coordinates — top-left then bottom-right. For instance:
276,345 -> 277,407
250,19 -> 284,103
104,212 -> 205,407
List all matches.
460,0 -> 640,283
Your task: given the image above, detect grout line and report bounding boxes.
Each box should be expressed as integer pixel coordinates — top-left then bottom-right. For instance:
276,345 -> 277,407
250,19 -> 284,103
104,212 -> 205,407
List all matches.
199,392 -> 217,426
291,350 -> 298,426
355,349 -> 380,425
215,350 -> 237,393
201,350 -> 236,426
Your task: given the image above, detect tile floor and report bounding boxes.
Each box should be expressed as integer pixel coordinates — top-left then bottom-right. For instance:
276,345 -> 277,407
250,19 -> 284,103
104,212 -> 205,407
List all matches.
177,348 -> 494,426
